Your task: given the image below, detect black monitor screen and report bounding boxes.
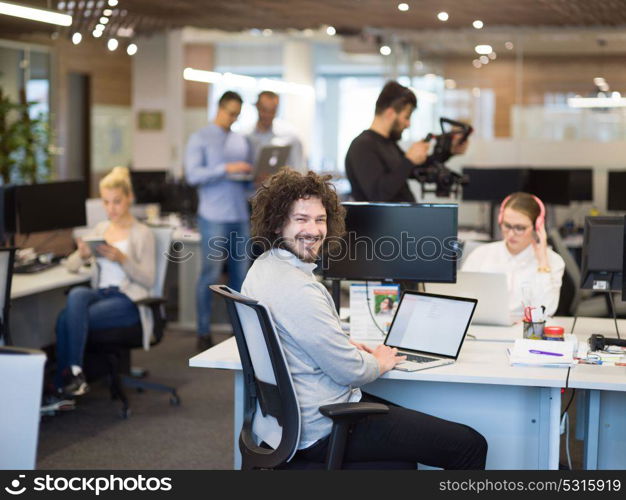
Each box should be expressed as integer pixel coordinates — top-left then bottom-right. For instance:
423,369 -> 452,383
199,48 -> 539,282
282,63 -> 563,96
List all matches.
581,216 -> 624,291
7,181 -> 87,234
322,203 -> 458,282
568,168 -> 593,201
461,168 -> 529,201
130,170 -> 168,204
527,169 -> 571,205
608,171 -> 626,211
160,180 -> 198,215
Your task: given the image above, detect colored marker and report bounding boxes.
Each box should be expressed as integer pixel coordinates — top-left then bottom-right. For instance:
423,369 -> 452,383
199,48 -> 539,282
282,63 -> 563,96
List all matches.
529,349 -> 563,357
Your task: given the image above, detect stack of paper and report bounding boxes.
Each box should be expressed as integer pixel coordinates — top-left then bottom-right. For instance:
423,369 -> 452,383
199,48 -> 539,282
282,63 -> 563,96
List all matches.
508,339 -> 575,367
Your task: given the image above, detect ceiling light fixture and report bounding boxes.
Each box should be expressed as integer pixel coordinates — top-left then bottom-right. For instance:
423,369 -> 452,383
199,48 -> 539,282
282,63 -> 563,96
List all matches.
0,1 -> 72,25
126,43 -> 137,56
92,29 -> 102,38
71,32 -> 82,44
380,45 -> 391,56
505,41 -> 514,50
107,38 -> 118,51
437,12 -> 448,21
326,25 -> 336,36
103,8 -> 111,15
568,96 -> 626,108
475,44 -> 492,55
183,68 -> 314,96
107,0 -> 118,6
473,20 -> 483,29
398,3 -> 409,11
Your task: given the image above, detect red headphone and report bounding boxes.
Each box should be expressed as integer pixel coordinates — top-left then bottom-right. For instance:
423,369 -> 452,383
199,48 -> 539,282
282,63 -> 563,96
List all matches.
498,194 -> 546,231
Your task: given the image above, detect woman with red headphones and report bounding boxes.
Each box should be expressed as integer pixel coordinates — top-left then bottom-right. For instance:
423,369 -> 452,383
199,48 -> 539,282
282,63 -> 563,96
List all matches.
462,192 -> 565,319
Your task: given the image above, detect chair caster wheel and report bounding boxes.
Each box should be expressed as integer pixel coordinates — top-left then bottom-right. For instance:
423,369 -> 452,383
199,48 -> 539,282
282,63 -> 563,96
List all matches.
136,387 -> 145,393
120,408 -> 131,419
170,394 -> 181,406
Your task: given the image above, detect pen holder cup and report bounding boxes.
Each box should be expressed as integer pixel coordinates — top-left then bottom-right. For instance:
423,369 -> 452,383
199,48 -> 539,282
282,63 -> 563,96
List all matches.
523,320 -> 545,340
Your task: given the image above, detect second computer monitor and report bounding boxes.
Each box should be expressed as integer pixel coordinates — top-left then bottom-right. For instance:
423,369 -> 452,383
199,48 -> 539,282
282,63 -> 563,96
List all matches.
608,171 -> 626,211
580,216 -> 624,292
461,168 -> 529,202
5,180 -> 87,234
130,170 -> 168,204
322,203 -> 458,283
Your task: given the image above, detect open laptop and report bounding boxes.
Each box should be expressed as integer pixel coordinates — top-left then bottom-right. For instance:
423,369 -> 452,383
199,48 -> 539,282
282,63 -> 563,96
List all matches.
228,144 -> 291,181
384,291 -> 477,372
425,271 -> 513,326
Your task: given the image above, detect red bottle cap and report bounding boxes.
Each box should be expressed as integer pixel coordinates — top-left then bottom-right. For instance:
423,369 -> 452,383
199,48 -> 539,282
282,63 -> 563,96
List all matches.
544,326 -> 564,336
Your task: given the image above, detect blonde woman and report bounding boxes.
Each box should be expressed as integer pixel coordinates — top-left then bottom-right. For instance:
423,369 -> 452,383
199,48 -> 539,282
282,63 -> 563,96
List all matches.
55,167 -> 155,396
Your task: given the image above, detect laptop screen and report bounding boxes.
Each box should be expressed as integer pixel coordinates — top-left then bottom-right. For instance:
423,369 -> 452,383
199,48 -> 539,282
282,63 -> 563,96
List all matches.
384,292 -> 477,358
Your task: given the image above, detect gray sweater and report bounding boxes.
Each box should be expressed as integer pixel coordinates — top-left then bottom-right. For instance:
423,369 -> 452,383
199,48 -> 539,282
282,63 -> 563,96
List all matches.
242,248 -> 379,449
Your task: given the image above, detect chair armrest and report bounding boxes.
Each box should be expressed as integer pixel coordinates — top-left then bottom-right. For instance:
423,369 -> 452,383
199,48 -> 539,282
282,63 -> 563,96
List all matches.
319,402 -> 389,470
134,297 -> 166,307
319,402 -> 389,420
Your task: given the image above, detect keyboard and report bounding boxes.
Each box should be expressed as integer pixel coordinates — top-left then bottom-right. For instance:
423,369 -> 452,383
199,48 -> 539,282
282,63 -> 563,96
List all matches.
13,261 -> 59,274
403,353 -> 438,364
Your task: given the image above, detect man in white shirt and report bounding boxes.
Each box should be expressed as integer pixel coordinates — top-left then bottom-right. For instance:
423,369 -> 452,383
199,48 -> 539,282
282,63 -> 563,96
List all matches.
241,169 -> 487,469
246,91 -> 305,173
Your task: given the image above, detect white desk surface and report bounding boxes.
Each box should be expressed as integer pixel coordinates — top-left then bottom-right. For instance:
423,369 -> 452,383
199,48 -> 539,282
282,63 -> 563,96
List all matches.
10,265 -> 91,300
190,335 -> 568,389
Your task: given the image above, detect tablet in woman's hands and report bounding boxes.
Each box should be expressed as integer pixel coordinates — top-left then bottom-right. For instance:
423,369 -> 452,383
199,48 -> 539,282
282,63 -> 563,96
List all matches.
83,237 -> 107,255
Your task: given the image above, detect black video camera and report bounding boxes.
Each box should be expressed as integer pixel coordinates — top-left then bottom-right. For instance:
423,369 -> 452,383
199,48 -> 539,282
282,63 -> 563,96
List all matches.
413,117 -> 473,198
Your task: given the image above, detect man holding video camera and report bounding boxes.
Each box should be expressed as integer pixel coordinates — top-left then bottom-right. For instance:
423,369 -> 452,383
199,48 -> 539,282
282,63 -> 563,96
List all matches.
345,80 -> 469,202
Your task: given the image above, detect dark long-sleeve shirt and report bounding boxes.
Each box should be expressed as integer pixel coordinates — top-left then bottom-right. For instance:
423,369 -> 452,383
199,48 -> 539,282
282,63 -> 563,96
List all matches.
345,129 -> 416,202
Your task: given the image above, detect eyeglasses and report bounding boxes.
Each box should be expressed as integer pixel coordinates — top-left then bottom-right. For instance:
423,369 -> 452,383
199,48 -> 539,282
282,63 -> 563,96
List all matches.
501,222 -> 531,235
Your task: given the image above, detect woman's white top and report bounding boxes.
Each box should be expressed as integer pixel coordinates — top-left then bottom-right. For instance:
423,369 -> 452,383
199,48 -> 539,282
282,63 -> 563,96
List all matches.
461,240 -> 565,318
97,239 -> 130,289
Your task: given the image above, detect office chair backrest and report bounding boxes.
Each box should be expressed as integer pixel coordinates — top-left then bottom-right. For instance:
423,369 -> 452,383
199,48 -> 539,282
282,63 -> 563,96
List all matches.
0,248 -> 16,342
548,228 -> 584,314
210,285 -> 301,469
150,227 -> 172,298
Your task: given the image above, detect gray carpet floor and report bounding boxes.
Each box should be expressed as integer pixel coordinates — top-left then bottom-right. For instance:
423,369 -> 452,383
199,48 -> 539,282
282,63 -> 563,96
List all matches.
36,329 -> 234,470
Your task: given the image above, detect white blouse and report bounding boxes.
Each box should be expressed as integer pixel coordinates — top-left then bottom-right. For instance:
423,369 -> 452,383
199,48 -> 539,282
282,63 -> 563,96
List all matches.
461,240 -> 565,319
97,239 -> 130,289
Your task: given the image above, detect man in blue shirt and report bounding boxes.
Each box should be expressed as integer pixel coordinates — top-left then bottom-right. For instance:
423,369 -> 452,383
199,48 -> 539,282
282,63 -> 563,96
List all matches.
185,91 -> 254,349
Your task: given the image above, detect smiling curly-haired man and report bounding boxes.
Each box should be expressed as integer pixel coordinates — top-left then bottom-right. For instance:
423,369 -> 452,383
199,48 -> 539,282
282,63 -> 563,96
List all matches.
241,169 -> 487,469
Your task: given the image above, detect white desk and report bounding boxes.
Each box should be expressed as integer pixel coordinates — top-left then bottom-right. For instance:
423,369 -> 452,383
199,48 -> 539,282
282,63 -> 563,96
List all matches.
9,266 -> 90,348
190,336 -> 567,470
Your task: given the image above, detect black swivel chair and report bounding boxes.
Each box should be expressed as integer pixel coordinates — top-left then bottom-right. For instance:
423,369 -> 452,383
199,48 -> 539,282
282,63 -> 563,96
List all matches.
85,227 -> 180,418
0,248 -> 16,344
210,284 -> 415,470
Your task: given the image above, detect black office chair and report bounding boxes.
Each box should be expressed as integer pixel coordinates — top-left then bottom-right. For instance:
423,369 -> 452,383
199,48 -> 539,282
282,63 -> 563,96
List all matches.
85,227 -> 180,418
0,248 -> 16,344
210,284 -> 415,470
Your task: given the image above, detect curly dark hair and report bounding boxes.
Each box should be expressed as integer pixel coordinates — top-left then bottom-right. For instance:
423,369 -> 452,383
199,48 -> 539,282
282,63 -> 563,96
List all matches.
250,169 -> 346,253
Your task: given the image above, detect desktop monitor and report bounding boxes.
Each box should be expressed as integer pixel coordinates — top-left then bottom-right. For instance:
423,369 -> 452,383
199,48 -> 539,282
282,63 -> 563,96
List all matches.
160,179 -> 198,215
527,169 -> 571,205
130,170 -> 168,204
461,168 -> 529,201
322,203 -> 458,283
4,180 -> 87,234
568,168 -> 593,201
623,216 -> 626,302
607,171 -> 626,211
580,216 -> 624,292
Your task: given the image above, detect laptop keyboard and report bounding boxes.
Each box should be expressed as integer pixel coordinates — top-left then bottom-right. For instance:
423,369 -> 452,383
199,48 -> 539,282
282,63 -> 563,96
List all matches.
403,353 -> 437,364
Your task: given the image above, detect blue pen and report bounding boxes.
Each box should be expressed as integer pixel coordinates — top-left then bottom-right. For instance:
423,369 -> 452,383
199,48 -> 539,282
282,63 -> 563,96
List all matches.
529,349 -> 563,357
